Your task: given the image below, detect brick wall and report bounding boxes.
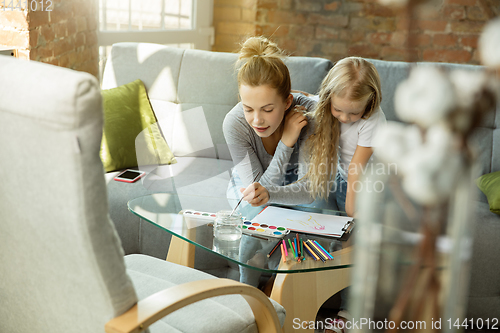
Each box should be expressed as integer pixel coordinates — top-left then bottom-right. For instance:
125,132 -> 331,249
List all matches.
213,0 -> 499,65
213,0 -> 258,52
0,3 -> 29,59
0,0 -> 98,77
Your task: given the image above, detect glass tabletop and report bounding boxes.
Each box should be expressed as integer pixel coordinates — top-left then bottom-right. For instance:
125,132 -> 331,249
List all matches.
128,193 -> 354,274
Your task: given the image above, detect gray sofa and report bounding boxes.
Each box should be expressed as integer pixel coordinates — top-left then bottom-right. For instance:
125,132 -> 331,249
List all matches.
102,43 -> 499,320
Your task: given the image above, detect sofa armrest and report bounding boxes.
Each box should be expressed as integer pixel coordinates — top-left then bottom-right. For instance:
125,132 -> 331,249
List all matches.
105,278 -> 282,333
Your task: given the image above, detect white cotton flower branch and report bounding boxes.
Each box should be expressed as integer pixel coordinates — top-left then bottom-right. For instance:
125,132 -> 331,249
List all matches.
400,124 -> 463,205
374,123 -> 463,205
394,67 -> 457,128
448,70 -> 489,133
373,122 -> 422,166
449,70 -> 487,110
479,17 -> 500,69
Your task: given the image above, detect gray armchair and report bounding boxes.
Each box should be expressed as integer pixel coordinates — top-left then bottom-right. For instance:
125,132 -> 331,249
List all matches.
0,56 -> 285,333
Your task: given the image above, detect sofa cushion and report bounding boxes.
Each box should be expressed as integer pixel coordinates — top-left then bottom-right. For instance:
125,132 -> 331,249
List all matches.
470,127 -> 494,195
366,59 -> 412,122
493,128 -> 500,173
100,79 -> 176,172
101,43 -> 185,103
125,254 -> 286,333
476,171 -> 500,214
468,201 -> 500,319
177,49 -> 239,106
136,157 -> 234,196
285,56 -> 333,95
151,101 -> 220,159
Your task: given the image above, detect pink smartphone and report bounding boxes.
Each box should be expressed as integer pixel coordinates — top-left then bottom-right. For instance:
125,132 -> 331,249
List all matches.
113,169 -> 146,183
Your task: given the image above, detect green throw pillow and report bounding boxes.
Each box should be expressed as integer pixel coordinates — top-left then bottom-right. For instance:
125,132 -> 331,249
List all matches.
476,171 -> 500,215
100,79 -> 176,172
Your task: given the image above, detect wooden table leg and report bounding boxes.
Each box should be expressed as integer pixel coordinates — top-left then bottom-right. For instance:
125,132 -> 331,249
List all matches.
166,236 -> 195,267
270,248 -> 353,332
166,224 -> 197,267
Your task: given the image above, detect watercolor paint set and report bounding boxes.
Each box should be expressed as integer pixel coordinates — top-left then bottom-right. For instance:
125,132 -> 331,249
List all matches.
241,221 -> 290,238
183,210 -> 217,220
182,210 -> 290,239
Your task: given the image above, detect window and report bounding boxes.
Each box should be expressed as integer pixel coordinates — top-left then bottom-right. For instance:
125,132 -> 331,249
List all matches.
98,0 -> 214,78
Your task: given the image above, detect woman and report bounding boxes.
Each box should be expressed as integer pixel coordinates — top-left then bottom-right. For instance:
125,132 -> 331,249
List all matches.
223,36 -> 316,218
223,36 -> 316,287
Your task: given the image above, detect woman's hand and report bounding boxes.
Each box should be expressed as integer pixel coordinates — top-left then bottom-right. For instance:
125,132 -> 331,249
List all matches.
240,182 -> 270,207
281,105 -> 308,148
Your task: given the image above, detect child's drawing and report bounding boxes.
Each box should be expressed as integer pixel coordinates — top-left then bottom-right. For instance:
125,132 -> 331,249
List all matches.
251,206 -> 353,237
287,215 -> 326,230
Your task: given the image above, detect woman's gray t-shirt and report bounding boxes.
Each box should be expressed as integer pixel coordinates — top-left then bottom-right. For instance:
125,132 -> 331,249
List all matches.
223,93 -> 316,205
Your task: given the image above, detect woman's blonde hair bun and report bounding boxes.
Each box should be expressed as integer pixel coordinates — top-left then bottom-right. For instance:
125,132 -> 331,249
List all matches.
236,36 -> 291,101
238,36 -> 285,61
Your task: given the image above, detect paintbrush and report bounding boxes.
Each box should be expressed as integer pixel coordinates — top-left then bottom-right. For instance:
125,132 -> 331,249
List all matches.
229,172 -> 261,217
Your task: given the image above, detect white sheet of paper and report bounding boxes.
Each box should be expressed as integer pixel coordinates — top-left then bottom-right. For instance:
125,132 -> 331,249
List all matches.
251,206 -> 353,237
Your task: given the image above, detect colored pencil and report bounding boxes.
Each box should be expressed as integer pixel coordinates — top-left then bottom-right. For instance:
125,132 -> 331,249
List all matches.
267,239 -> 282,258
307,240 -> 329,262
280,242 -> 286,263
296,233 -> 301,258
293,238 -> 296,252
293,238 -> 298,260
303,242 -> 322,262
313,240 -> 334,260
303,243 -> 318,260
297,240 -> 302,262
288,239 -> 296,258
313,242 -> 331,260
307,240 -> 328,260
282,239 -> 288,258
301,240 -> 304,260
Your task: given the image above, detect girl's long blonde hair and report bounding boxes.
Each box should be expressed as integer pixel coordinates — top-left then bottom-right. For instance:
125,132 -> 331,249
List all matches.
236,36 -> 291,101
304,57 -> 382,200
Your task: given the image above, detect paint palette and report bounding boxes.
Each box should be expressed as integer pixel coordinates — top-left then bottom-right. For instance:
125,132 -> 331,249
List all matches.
183,210 -> 290,239
183,210 -> 217,220
241,221 -> 290,239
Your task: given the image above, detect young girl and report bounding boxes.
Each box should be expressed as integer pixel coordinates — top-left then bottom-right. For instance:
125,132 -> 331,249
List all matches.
223,36 -> 316,219
241,57 -> 386,218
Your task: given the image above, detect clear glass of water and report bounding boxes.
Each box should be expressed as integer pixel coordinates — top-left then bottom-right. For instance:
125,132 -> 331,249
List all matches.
213,210 -> 243,241
212,236 -> 240,260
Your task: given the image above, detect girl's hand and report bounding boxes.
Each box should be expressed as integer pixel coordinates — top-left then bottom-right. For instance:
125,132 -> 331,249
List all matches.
282,106 -> 308,148
240,182 -> 270,207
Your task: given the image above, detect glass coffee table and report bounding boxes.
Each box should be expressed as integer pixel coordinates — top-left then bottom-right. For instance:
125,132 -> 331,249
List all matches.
129,193 -> 354,332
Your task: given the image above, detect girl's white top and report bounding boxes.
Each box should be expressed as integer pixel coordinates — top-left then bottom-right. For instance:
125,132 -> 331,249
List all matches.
337,108 -> 387,180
